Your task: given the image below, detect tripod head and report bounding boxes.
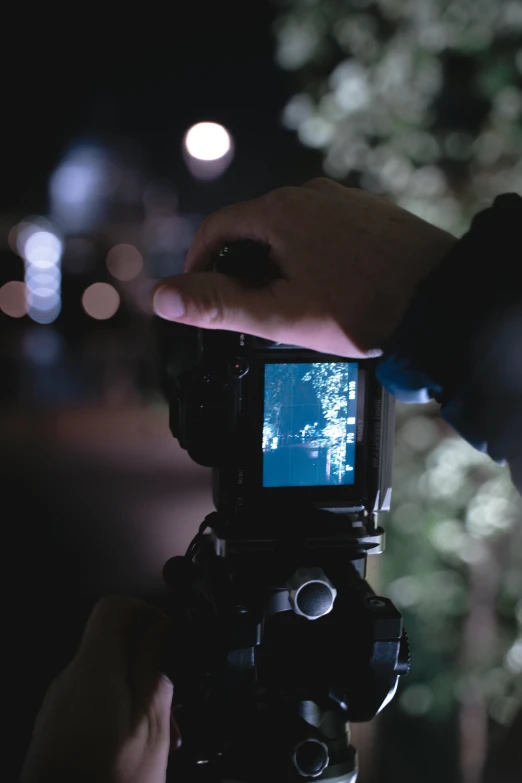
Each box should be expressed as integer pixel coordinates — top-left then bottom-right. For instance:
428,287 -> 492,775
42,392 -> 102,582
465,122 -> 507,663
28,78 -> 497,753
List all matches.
158,242 -> 410,781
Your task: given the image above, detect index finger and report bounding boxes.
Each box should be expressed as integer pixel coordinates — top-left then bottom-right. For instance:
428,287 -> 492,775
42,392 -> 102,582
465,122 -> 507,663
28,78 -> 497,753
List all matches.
184,195 -> 272,273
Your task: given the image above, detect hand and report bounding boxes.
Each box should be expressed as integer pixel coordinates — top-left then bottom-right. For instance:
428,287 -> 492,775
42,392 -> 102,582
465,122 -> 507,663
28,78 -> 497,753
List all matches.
21,596 -> 177,783
152,178 -> 457,357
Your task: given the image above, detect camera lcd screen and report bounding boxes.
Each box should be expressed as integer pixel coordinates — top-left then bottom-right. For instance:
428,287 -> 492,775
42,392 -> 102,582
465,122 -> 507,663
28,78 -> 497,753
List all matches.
262,362 -> 358,488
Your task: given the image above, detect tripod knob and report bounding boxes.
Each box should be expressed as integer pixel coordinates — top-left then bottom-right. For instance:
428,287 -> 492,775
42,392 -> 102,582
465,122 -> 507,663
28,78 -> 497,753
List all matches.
293,738 -> 329,778
287,567 -> 337,620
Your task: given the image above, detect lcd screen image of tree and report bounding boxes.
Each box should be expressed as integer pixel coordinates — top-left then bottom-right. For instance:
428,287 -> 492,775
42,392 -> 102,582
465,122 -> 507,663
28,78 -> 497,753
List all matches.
262,362 -> 358,487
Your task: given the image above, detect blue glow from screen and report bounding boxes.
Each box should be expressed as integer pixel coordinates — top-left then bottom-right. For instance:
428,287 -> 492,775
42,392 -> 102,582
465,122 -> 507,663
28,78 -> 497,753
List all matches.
262,362 -> 358,488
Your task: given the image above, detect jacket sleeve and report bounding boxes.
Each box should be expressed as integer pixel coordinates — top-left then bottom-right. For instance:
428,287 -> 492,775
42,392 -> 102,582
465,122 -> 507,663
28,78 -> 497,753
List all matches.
376,193 -> 522,495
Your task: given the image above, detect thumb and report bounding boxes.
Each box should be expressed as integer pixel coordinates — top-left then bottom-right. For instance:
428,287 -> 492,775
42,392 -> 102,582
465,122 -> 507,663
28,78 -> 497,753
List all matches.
152,271 -> 291,340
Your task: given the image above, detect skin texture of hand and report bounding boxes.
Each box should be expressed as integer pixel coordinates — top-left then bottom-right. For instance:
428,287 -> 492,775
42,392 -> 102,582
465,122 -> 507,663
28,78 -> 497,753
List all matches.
21,596 -> 176,783
152,178 -> 457,357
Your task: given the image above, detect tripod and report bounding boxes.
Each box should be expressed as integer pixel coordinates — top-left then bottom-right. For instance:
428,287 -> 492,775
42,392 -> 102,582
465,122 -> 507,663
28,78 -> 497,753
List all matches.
162,506 -> 410,782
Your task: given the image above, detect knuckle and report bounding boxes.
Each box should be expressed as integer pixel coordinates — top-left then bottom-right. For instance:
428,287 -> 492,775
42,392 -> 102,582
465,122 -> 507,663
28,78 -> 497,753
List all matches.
265,185 -> 296,209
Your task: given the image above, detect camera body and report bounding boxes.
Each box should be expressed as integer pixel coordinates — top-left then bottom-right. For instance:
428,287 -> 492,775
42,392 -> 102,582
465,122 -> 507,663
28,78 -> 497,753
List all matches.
159,244 -> 395,540
159,243 -> 408,781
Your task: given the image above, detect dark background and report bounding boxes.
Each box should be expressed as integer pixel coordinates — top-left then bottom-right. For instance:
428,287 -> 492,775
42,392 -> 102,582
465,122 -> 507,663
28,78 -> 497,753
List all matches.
2,4 -> 327,780
2,3 -> 322,215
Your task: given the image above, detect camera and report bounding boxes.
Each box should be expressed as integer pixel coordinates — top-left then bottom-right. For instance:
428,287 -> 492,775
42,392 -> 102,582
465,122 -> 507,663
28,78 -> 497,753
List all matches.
160,242 -> 395,540
158,241 -> 408,783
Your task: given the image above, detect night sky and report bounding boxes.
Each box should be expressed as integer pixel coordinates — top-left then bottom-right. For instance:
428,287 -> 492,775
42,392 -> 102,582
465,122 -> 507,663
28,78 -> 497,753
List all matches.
3,1 -> 322,216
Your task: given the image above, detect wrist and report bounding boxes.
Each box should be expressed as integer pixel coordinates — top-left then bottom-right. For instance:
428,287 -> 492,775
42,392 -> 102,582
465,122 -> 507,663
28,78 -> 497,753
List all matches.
377,193 -> 522,454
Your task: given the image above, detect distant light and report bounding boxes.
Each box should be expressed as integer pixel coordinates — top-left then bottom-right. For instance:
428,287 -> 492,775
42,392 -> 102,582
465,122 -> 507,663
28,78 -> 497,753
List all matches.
7,224 -> 19,254
329,60 -> 370,113
297,117 -> 335,148
13,216 -> 53,257
28,301 -> 61,324
23,327 -> 63,365
275,20 -> 320,70
106,244 -> 144,281
52,162 -> 100,205
184,122 -> 231,161
23,231 -> 63,268
17,222 -> 63,323
82,282 -> 120,320
0,281 -> 27,317
493,86 -> 522,121
49,144 -> 116,234
281,93 -> 315,130
504,640 -> 522,674
27,289 -> 61,311
26,273 -> 60,298
399,684 -> 433,716
183,123 -> 234,181
26,276 -> 62,322
26,267 -> 61,286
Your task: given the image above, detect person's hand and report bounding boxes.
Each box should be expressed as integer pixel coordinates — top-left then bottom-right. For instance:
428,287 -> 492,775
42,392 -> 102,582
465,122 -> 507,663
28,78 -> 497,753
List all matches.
21,596 -> 177,783
152,178 -> 457,357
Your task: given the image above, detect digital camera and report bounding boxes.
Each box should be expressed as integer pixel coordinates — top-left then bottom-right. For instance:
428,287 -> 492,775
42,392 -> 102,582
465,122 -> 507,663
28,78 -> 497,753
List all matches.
158,243 -> 408,783
158,242 -> 395,539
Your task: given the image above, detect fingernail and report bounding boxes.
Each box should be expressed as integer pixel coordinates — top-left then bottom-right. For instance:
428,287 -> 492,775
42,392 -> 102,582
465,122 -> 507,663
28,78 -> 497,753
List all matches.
153,286 -> 185,319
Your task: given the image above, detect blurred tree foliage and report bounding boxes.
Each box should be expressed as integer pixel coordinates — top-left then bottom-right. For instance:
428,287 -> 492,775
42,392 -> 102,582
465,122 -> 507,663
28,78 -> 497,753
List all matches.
271,0 -> 522,235
386,403 -> 521,727
271,1 -> 522,777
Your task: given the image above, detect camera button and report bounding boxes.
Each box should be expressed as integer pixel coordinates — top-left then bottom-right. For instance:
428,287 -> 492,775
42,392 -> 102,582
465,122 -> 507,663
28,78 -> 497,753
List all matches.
229,358 -> 249,378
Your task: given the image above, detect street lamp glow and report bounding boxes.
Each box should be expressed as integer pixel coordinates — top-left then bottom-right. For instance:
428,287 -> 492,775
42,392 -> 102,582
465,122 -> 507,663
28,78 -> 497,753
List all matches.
23,231 -> 63,268
184,122 -> 231,161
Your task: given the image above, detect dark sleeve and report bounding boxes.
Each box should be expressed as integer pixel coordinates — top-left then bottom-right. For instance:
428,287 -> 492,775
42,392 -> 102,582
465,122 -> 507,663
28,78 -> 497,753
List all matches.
376,193 -> 522,495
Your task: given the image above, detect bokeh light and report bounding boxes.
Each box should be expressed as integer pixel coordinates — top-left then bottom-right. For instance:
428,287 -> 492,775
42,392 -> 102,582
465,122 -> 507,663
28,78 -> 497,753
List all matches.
16,221 -> 63,324
82,282 -> 120,320
25,269 -> 61,289
27,289 -> 61,312
27,299 -> 62,324
276,0 -> 522,235
0,281 -> 27,318
399,684 -> 434,716
22,327 -> 63,366
183,122 -> 234,181
49,144 -> 117,234
106,244 -> 144,281
184,122 -> 231,161
13,216 -> 54,257
23,231 -> 63,268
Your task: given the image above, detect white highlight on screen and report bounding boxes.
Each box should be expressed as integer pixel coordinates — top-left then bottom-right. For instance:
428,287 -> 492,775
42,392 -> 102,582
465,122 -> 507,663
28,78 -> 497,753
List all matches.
347,417 -> 356,425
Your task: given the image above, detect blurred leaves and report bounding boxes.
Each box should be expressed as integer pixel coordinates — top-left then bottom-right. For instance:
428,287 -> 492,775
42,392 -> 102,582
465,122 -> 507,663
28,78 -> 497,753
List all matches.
383,402 -> 522,726
272,0 -> 522,235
